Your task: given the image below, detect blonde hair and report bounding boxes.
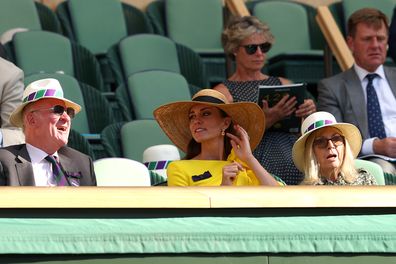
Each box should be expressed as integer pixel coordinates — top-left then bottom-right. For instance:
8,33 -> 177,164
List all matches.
221,16 -> 274,60
301,128 -> 359,185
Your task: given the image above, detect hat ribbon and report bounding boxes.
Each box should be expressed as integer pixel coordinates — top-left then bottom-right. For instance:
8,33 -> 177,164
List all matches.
144,160 -> 173,170
304,119 -> 335,134
192,96 -> 225,104
23,88 -> 63,103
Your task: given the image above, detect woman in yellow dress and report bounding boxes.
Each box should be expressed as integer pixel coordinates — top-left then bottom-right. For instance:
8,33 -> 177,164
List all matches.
154,89 -> 284,186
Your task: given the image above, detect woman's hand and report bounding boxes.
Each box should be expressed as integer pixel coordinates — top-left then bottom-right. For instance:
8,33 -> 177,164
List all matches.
221,161 -> 244,185
295,99 -> 316,118
226,124 -> 255,163
261,94 -> 297,128
226,124 -> 281,187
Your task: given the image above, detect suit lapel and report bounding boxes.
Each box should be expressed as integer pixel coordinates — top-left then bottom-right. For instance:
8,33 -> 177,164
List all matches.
58,148 -> 82,186
15,145 -> 35,186
343,68 -> 369,138
384,66 -> 396,98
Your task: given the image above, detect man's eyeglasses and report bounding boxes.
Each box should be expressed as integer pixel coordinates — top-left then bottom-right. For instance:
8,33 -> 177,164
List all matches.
30,105 -> 76,119
313,135 -> 345,149
242,42 -> 272,55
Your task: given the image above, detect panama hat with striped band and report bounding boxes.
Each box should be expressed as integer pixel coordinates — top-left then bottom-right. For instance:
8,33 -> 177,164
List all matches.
153,89 -> 265,153
292,111 -> 362,172
10,78 -> 81,127
143,144 -> 181,179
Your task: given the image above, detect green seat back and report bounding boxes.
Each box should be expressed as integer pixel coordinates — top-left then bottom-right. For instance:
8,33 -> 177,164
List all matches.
127,70 -> 191,119
24,73 -> 90,134
342,0 -> 395,30
68,129 -> 96,160
354,159 -> 385,185
0,0 -> 41,36
119,34 -> 180,77
68,0 -> 127,55
13,31 -> 74,77
165,0 -> 223,52
121,120 -> 174,162
253,1 -> 311,58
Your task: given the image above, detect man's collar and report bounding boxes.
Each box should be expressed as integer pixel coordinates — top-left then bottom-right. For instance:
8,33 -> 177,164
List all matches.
26,143 -> 59,163
353,64 -> 385,81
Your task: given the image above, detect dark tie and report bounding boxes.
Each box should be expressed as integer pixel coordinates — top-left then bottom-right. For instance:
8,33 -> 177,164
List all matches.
366,74 -> 386,139
45,155 -> 69,186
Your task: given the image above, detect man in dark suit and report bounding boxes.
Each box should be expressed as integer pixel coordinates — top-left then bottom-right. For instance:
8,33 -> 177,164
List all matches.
317,8 -> 396,178
0,78 -> 96,186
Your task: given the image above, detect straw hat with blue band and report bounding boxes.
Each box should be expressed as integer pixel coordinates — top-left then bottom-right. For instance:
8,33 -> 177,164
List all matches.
292,111 -> 362,172
10,78 -> 81,127
154,89 -> 265,153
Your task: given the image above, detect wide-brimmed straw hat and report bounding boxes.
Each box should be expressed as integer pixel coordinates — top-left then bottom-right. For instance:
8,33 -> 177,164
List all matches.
10,78 -> 81,127
154,89 -> 265,152
292,111 -> 362,172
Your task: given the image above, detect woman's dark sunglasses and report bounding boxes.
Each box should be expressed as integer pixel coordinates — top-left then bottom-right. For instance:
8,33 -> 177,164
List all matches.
242,42 -> 272,55
30,105 -> 76,119
313,135 -> 345,149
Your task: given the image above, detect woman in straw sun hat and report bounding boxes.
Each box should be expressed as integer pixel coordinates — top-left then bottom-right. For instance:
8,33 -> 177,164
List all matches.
292,111 -> 376,185
154,89 -> 284,186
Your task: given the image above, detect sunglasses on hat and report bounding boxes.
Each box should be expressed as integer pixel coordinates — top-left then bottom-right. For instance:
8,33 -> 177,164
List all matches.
30,105 -> 76,119
242,42 -> 271,55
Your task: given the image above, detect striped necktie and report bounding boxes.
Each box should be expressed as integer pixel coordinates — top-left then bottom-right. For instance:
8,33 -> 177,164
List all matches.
366,74 -> 386,139
45,155 -> 69,186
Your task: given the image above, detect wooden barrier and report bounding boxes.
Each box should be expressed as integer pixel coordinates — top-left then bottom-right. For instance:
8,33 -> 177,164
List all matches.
225,0 -> 250,17
316,5 -> 354,71
0,186 -> 395,208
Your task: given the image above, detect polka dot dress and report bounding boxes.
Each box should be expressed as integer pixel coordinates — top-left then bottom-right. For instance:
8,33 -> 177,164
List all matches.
223,77 -> 304,185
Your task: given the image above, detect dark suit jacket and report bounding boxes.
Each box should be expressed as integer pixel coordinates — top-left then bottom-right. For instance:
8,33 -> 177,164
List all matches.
317,66 -> 396,140
0,144 -> 97,186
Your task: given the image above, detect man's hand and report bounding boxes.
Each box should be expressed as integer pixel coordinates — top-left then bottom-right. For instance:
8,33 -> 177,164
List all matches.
373,137 -> 396,158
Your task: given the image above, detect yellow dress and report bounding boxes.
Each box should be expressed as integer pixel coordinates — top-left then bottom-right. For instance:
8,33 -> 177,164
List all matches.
167,150 -> 262,186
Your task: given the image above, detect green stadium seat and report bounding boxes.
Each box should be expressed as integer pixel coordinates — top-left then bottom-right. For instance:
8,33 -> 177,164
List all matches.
0,0 -> 61,39
147,0 -> 226,86
121,120 -> 175,162
11,30 -> 105,92
355,159 -> 385,185
107,33 -> 207,90
252,1 -> 337,87
56,0 -> 153,91
126,70 -> 191,120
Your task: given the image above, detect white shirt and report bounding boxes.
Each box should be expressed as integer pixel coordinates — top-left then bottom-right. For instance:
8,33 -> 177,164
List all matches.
26,144 -> 59,186
353,64 -> 396,155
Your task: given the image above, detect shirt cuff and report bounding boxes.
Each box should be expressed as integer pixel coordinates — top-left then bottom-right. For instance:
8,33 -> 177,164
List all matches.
361,137 -> 378,155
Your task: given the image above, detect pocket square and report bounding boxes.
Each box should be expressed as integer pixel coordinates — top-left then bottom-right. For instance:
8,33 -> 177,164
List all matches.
65,171 -> 82,186
66,171 -> 82,178
192,171 -> 212,182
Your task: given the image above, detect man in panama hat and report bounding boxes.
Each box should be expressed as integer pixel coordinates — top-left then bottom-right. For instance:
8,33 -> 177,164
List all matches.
0,78 -> 96,186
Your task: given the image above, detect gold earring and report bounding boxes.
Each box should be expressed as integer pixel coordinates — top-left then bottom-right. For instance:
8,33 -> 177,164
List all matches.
221,129 -> 225,136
